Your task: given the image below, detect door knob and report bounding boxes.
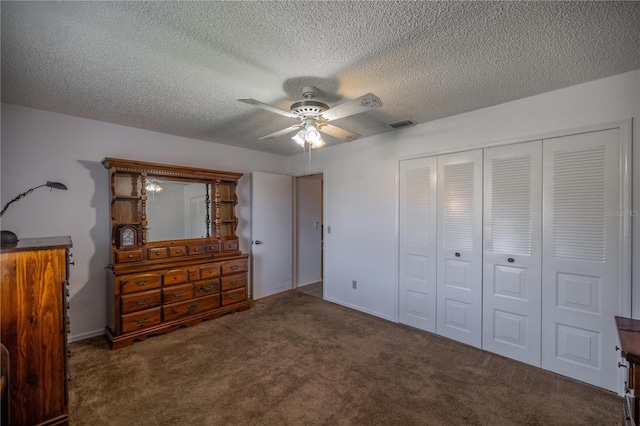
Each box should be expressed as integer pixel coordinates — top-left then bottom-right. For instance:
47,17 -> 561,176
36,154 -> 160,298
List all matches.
254,240 -> 263,245
507,258 -> 514,263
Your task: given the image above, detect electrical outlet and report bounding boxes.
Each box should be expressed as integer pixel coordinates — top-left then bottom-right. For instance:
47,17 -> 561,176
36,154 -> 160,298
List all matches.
352,280 -> 357,289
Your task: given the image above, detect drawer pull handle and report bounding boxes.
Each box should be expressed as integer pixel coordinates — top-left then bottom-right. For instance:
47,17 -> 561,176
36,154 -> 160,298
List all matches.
173,291 -> 184,297
230,294 -> 239,300
175,250 -> 181,254
619,362 -> 628,369
128,254 -> 133,258
135,280 -> 148,286
507,257 -> 515,263
201,285 -> 213,292
230,280 -> 239,285
173,276 -> 178,280
136,299 -> 148,306
188,303 -> 199,311
193,248 -> 199,252
208,269 -> 214,273
230,265 -> 239,270
155,252 -> 161,256
454,252 -> 461,257
136,317 -> 148,324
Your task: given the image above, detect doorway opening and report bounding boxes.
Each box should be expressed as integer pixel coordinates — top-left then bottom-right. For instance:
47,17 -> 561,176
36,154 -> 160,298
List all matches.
294,173 -> 324,299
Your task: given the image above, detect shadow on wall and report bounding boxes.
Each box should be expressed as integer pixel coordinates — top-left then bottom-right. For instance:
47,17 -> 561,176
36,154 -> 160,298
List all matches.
69,160 -> 110,340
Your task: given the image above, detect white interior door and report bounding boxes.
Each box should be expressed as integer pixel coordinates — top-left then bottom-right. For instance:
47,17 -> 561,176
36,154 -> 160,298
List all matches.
541,128 -> 623,392
399,157 -> 437,332
436,149 -> 483,348
482,141 -> 542,366
251,172 -> 293,299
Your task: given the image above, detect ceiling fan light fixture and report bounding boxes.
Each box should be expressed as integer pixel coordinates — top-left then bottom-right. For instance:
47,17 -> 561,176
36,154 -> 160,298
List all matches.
310,137 -> 325,149
292,130 -> 306,147
146,181 -> 163,192
304,122 -> 321,144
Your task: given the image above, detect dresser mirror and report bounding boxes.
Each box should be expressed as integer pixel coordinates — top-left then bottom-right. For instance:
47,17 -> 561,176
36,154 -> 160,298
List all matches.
145,178 -> 210,241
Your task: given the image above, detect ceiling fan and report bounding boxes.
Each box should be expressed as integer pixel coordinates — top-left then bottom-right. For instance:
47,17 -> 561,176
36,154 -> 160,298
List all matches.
238,86 -> 382,148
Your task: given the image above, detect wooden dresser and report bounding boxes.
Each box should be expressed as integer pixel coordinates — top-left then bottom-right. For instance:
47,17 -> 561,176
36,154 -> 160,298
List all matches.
616,316 -> 640,425
103,158 -> 250,349
0,236 -> 72,426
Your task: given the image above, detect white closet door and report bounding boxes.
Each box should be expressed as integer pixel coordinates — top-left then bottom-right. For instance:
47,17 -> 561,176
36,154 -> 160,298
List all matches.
437,150 -> 483,348
482,141 -> 542,366
399,157 -> 437,332
542,128 -> 622,392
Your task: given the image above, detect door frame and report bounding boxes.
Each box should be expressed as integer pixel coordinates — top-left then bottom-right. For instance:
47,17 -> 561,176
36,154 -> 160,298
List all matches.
293,167 -> 327,298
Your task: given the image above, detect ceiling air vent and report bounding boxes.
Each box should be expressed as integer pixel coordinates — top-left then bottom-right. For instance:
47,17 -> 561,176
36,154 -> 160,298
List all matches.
388,119 -> 416,129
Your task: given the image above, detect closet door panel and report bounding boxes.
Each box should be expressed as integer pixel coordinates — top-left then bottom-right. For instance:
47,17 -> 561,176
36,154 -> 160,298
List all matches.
542,128 -> 622,392
482,141 -> 542,366
436,149 -> 483,348
399,157 -> 437,332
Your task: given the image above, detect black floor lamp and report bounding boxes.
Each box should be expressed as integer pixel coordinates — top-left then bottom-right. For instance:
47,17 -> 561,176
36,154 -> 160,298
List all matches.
0,181 -> 68,244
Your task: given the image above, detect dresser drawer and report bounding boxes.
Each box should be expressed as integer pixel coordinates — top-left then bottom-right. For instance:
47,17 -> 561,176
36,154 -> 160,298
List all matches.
162,283 -> 193,304
121,289 -> 162,314
121,307 -> 161,333
221,240 -> 239,252
116,249 -> 144,263
163,295 -> 220,322
221,288 -> 246,306
148,247 -> 168,259
205,243 -> 219,253
195,280 -> 219,297
120,273 -> 162,294
188,244 -> 205,255
200,263 -> 221,279
221,273 -> 247,291
221,258 -> 247,275
169,246 -> 187,257
163,269 -> 188,286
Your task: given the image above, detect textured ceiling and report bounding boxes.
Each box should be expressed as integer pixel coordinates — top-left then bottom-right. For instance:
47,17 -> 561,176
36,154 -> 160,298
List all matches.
2,1 -> 639,156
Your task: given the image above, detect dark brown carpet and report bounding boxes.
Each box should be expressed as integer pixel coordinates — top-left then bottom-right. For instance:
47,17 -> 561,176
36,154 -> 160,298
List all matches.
69,290 -> 623,425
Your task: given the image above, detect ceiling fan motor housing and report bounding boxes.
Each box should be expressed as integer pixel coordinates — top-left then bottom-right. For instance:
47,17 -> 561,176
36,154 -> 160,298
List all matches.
290,100 -> 329,118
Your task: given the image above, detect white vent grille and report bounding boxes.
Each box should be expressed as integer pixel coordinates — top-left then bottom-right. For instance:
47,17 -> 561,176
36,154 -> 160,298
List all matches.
491,154 -> 532,255
552,146 -> 607,262
404,167 -> 431,246
443,162 -> 475,251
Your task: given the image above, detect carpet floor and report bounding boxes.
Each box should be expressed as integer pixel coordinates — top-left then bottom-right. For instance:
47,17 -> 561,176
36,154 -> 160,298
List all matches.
69,290 -> 623,425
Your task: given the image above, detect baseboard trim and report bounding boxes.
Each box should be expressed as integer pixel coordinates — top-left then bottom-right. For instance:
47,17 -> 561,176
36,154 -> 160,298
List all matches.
69,329 -> 105,343
297,280 -> 322,288
324,297 -> 395,323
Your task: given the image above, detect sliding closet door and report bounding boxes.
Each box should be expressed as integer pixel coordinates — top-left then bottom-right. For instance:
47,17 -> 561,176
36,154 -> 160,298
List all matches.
482,141 -> 542,366
436,150 -> 483,348
541,128 -> 623,392
399,157 -> 437,332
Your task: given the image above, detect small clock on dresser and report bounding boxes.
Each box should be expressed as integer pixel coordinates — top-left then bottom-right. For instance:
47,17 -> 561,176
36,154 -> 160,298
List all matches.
117,225 -> 138,249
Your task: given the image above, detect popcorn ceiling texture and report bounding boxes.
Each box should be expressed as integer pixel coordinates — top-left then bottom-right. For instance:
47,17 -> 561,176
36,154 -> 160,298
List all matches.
2,1 -> 639,156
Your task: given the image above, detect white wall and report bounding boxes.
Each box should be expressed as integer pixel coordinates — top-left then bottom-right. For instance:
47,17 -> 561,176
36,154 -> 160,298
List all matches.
295,174 -> 322,286
289,70 -> 640,321
2,70 -> 638,341
0,104 -> 288,340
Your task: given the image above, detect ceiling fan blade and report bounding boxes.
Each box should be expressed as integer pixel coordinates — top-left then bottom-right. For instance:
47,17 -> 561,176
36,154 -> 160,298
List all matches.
317,123 -> 360,142
258,124 -> 303,140
238,98 -> 298,119
319,93 -> 382,122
